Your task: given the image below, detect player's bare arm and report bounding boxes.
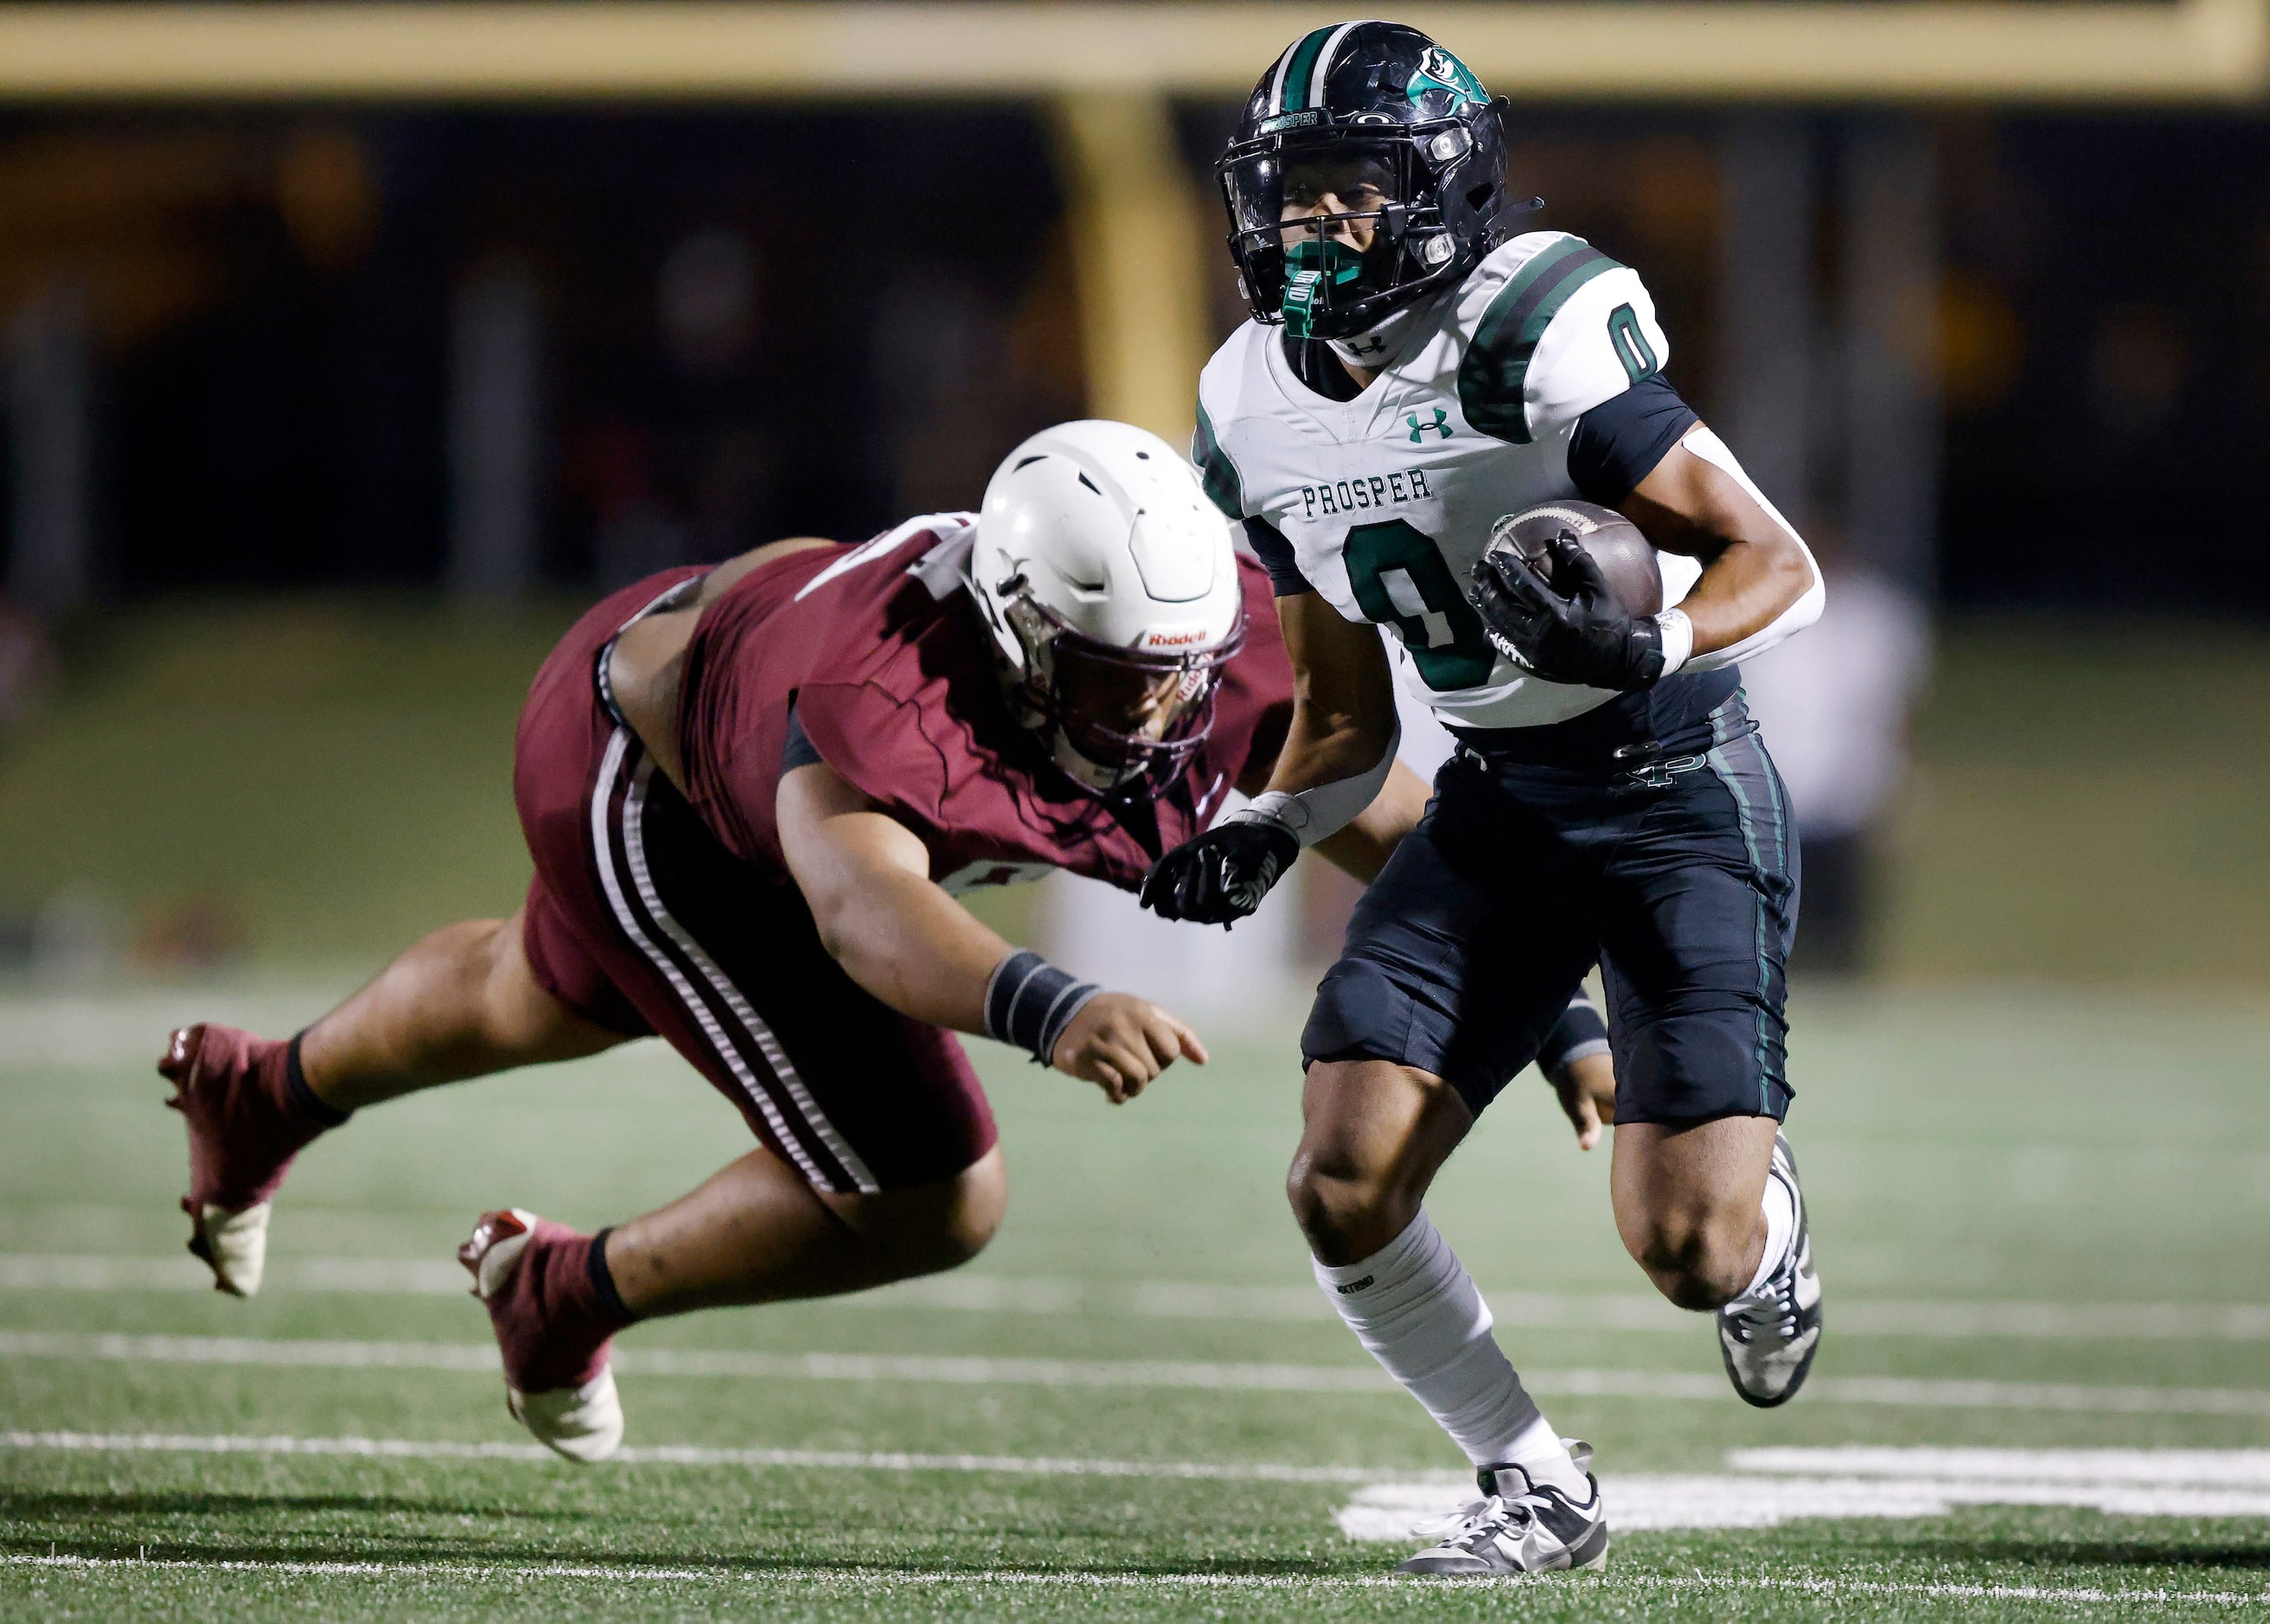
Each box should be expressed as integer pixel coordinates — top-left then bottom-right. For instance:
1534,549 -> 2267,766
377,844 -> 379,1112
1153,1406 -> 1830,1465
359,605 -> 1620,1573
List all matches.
1468,437 -> 1823,694
1621,438 -> 1819,659
1554,1049 -> 1618,1151
1141,593 -> 1403,924
1232,691 -> 1431,886
1266,591 -> 1403,797
1308,760 -> 1430,885
777,754 -> 1204,1103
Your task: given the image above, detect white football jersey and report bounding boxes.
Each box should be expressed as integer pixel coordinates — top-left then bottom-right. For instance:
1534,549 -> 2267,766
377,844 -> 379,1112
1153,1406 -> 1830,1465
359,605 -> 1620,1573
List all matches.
1195,231 -> 1702,732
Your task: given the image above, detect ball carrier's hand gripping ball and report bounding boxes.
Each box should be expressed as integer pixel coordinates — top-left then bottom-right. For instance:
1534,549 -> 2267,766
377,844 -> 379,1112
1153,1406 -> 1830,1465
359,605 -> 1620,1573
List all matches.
1468,501 -> 1671,691
969,421 -> 1246,801
1218,21 -> 1538,344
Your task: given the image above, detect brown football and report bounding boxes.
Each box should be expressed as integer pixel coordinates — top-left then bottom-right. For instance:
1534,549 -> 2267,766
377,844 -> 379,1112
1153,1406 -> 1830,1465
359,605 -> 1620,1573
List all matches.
1482,500 -> 1663,617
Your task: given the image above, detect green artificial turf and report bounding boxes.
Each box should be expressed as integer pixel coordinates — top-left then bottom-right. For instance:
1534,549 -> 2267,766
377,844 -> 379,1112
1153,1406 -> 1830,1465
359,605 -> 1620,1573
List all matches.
0,598 -> 576,964
1884,617 -> 2270,985
3,983 -> 2270,1618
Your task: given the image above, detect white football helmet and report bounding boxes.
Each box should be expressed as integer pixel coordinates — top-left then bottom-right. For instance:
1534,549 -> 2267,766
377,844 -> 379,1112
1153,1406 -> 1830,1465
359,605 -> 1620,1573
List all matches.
971,420 -> 1246,798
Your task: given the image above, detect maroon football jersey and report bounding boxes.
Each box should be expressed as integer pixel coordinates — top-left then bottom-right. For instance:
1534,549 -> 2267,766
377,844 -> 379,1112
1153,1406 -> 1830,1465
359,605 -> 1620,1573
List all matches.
676,515 -> 1293,896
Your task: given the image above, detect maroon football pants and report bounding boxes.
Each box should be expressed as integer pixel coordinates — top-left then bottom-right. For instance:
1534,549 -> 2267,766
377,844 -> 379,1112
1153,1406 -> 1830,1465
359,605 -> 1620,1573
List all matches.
512,572 -> 998,1195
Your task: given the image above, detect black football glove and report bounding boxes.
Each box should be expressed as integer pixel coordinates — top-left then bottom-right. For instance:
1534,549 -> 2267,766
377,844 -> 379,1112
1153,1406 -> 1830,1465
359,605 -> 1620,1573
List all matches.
1138,818 -> 1299,928
1468,529 -> 1666,691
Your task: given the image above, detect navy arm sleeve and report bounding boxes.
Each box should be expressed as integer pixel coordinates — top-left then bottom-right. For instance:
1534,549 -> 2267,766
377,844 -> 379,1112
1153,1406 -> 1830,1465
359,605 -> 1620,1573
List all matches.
1537,989 -> 1610,1081
1244,516 -> 1314,597
1566,375 -> 1698,506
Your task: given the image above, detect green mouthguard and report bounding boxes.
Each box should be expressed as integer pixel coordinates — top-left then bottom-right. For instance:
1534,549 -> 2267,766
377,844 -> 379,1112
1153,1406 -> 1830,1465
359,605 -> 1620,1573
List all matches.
1281,239 -> 1365,339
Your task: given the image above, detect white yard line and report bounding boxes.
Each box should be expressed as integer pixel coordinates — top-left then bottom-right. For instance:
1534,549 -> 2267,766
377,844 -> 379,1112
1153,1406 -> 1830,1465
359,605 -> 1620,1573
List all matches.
1781,1376 -> 2270,1416
5,1255 -> 2267,1341
0,1255 -> 474,1295
0,1429 -> 1407,1482
1731,1447 -> 2270,1484
1344,1477 -> 2270,1538
2,1551 -> 2266,1607
0,1331 -> 1384,1391
1343,1447 -> 2270,1538
5,1328 -> 2270,1414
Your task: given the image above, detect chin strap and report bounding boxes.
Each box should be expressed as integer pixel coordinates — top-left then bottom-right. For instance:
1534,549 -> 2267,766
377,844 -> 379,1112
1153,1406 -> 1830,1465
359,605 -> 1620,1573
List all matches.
1050,728 -> 1135,796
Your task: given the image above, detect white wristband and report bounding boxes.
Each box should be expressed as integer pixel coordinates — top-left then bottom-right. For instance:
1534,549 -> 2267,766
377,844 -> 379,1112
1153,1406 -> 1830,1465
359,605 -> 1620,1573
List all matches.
1654,608 -> 1693,678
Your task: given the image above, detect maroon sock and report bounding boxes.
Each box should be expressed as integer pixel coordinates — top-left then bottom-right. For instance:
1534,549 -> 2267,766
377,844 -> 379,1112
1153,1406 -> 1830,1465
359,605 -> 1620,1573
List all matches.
226,1033 -> 342,1199
170,1026 -> 346,1211
495,1223 -> 637,1393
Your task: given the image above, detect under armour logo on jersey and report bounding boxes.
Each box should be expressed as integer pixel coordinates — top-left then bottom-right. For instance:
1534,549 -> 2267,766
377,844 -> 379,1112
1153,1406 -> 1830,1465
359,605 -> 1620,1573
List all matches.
1406,408 -> 1452,443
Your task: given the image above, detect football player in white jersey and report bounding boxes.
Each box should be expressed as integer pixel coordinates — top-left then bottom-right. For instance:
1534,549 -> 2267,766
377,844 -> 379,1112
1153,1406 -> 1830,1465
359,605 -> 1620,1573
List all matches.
1141,22 -> 1826,1576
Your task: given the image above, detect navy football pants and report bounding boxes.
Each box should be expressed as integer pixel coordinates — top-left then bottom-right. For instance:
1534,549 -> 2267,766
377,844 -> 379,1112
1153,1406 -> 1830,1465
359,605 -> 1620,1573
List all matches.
1301,693 -> 1800,1125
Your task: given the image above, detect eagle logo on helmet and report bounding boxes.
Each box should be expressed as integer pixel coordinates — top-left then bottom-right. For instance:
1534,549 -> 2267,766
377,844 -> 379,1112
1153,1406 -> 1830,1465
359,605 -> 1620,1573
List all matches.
1407,46 -> 1487,109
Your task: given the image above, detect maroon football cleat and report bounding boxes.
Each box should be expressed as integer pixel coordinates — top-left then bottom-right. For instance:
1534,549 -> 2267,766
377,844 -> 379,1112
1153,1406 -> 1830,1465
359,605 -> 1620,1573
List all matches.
159,1023 -> 336,1297
458,1209 -> 625,1462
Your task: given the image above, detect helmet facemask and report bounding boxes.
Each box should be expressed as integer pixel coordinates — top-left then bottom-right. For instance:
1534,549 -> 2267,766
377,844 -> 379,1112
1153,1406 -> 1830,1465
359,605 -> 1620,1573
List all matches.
1225,123 -> 1500,342
990,575 -> 1244,802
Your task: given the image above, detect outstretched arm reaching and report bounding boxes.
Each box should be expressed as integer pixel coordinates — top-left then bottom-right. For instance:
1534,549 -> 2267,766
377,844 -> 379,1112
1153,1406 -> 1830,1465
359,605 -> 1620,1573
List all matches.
777,757 -> 1206,1103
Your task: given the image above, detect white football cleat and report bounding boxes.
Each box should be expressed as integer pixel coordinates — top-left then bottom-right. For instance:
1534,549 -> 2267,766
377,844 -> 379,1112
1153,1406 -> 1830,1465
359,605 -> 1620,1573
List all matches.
1717,1131 -> 1823,1407
1394,1445 -> 1609,1576
187,1201 -> 270,1298
459,1207 -> 624,1463
508,1371 -> 624,1464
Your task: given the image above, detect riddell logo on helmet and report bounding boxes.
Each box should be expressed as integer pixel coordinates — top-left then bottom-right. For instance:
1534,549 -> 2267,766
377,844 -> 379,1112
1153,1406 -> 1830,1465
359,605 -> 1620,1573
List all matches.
1144,629 -> 1212,648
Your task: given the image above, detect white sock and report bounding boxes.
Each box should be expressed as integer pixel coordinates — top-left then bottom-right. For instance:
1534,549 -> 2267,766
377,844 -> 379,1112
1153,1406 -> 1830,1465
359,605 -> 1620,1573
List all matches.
1314,1211 -> 1585,1497
1742,1168 -> 1797,1299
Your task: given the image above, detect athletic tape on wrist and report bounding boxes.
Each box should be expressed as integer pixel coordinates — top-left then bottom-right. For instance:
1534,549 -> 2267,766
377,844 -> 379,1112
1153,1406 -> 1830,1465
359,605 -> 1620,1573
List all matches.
984,949 -> 1102,1066
1653,608 -> 1693,679
1228,715 -> 1402,849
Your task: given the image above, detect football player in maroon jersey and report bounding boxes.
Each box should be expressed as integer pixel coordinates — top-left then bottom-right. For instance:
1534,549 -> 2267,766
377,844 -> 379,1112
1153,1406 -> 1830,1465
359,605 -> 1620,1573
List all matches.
157,419 -> 1449,1461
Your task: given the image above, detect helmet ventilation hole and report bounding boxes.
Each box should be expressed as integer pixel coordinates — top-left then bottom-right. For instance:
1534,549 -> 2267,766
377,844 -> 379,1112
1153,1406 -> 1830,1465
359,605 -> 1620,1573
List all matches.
1077,473 -> 1102,495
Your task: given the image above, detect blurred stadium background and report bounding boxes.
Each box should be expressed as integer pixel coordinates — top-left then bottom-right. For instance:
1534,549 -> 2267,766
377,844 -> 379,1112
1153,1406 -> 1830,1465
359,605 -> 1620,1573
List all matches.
3,3 -> 2270,1615
0,0 -> 2264,995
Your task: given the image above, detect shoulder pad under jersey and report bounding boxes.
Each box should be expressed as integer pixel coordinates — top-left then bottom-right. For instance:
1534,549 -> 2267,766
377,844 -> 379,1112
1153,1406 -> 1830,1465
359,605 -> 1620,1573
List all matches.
1455,233 -> 1671,447
1193,323 -> 1279,522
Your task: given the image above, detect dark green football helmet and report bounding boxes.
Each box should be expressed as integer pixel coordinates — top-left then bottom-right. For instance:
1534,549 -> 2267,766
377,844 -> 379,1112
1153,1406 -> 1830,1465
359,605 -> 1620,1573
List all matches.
1219,21 -> 1528,342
